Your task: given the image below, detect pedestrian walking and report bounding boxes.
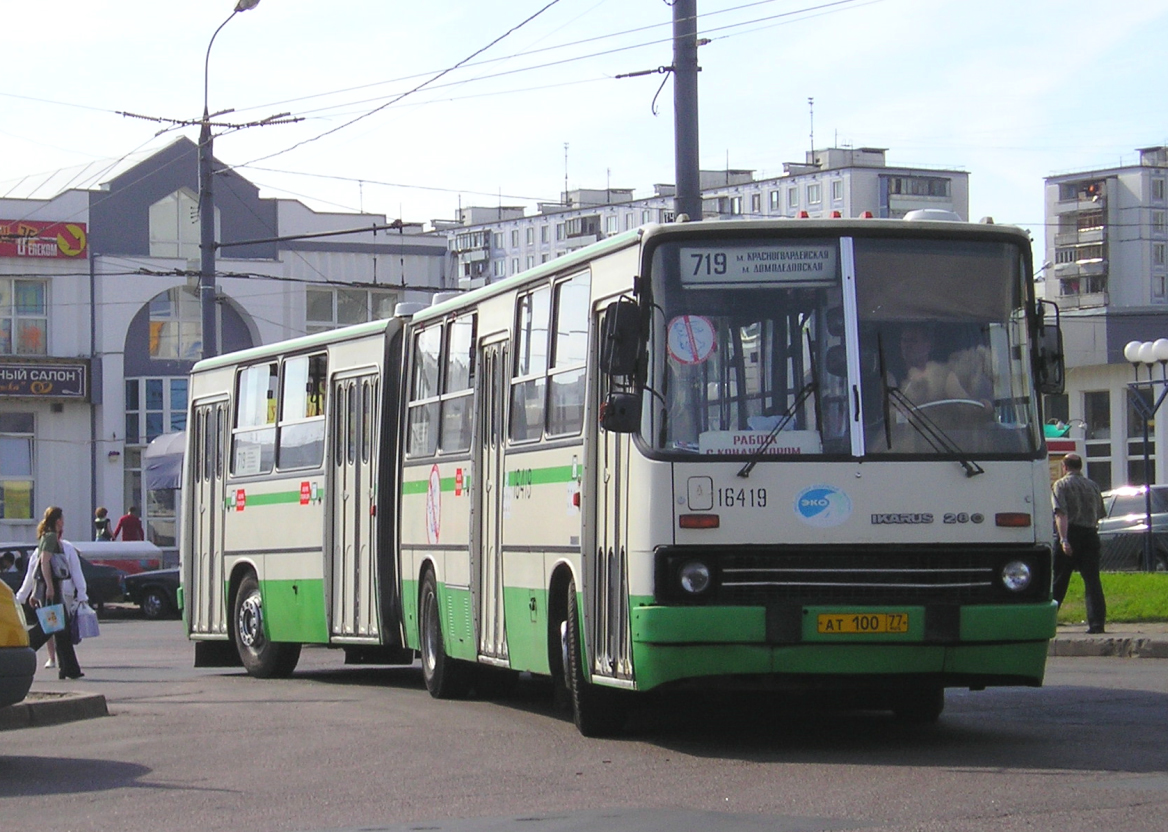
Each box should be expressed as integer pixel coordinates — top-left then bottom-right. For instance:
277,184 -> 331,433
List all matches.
1052,453 -> 1108,634
15,506 -> 85,679
112,505 -> 145,541
94,506 -> 112,541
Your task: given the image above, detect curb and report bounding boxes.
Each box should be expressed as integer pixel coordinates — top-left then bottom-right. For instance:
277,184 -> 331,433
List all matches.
0,691 -> 108,732
1050,636 -> 1168,659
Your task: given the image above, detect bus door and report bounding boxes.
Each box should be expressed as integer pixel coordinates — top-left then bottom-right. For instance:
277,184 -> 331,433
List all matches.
474,338 -> 509,662
328,373 -> 380,639
590,304 -> 633,682
190,399 -> 229,636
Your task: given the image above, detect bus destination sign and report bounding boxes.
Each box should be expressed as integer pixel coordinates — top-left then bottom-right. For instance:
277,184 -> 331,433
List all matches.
679,244 -> 837,287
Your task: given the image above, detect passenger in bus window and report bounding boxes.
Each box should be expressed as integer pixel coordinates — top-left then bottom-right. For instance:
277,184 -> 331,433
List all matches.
894,323 -> 991,412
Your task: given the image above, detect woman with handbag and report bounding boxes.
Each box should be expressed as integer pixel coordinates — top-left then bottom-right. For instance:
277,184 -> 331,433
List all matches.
15,506 -> 84,679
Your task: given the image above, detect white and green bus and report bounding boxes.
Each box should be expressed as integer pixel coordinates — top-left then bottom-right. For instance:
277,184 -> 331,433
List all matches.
182,215 -> 1065,735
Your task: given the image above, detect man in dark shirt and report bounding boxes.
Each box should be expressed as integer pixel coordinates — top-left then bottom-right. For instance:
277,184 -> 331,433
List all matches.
112,506 -> 145,542
1052,453 -> 1107,633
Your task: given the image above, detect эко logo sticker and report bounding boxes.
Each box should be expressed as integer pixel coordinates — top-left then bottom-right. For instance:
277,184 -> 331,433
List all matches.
794,484 -> 852,528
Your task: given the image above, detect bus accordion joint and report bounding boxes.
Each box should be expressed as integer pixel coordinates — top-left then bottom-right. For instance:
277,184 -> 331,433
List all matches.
995,512 -> 1032,527
679,514 -> 720,529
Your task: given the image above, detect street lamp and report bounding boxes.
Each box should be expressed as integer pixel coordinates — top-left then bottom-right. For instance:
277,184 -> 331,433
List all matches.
1122,338 -> 1168,571
200,0 -> 260,360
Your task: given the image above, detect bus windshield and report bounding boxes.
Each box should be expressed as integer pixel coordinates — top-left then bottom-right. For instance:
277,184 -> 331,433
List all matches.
646,233 -> 1040,459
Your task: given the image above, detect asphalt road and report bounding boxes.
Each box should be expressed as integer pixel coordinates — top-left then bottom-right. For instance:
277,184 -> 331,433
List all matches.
2,612 -> 1167,832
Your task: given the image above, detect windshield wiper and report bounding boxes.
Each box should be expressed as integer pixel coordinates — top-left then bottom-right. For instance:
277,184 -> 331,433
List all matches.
874,332 -> 983,477
737,381 -> 816,478
885,387 -> 985,478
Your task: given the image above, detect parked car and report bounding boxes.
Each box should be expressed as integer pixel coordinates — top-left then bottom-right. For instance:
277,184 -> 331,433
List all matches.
123,567 -> 180,620
0,543 -> 126,612
0,579 -> 35,708
1098,485 -> 1168,571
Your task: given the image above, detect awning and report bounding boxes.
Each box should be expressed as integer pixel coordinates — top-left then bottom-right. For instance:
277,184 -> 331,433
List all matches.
143,431 -> 186,490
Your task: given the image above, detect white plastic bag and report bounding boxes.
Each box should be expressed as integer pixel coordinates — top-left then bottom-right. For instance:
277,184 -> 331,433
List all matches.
75,603 -> 100,639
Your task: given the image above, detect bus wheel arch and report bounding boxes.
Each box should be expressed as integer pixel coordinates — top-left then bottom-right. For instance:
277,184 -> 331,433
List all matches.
230,567 -> 301,679
418,566 -> 471,698
547,564 -> 574,689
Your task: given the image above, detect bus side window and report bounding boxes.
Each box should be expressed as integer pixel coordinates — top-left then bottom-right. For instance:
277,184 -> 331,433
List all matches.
440,314 -> 476,453
548,272 -> 590,436
407,325 -> 442,457
510,286 -> 551,442
278,353 -> 327,469
232,363 -> 277,476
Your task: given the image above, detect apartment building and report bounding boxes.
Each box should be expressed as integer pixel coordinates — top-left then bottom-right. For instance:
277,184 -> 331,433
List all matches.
1043,146 -> 1168,489
447,147 -> 970,290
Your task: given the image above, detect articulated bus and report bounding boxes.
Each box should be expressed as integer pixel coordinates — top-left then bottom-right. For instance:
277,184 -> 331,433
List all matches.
182,215 -> 1065,735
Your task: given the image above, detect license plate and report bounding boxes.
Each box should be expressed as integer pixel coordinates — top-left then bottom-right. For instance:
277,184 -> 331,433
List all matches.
817,612 -> 910,635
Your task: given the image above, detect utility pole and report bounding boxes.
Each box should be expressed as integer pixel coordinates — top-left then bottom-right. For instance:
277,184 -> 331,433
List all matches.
672,0 -> 701,222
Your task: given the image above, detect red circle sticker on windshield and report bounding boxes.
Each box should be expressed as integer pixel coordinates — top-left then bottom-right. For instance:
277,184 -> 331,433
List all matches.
667,315 -> 716,364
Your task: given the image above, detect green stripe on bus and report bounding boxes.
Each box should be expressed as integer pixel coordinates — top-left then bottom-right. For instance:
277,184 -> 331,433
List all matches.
401,463 -> 575,495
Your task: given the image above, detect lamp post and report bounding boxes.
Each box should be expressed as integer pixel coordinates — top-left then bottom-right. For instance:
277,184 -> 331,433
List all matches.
1122,338 -> 1168,571
200,0 -> 260,360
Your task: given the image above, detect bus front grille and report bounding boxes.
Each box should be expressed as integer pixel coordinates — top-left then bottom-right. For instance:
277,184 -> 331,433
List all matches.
654,544 -> 1051,606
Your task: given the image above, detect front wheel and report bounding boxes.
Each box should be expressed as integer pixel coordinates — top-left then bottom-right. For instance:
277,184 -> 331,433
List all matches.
233,572 -> 300,678
564,577 -> 628,737
419,570 -> 471,699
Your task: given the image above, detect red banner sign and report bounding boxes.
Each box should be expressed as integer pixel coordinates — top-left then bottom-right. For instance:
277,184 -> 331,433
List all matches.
0,220 -> 88,259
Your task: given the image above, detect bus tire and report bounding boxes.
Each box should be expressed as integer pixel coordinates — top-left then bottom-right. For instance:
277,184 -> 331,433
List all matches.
233,572 -> 301,679
892,686 -> 944,724
419,569 -> 471,699
565,577 -> 627,737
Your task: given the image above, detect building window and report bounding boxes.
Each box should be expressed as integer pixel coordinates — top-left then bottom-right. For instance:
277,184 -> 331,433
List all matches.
556,224 -> 565,241
769,190 -> 780,211
148,287 -> 202,360
1155,273 -> 1166,300
493,232 -> 503,250
493,259 -> 505,277
511,258 -> 519,275
1153,179 -> 1166,201
510,229 -> 519,248
540,225 -> 550,244
1153,212 -> 1166,235
751,193 -> 761,214
0,279 -> 48,356
1127,387 -> 1156,485
125,377 -> 188,446
605,215 -> 619,235
1084,391 -> 1110,441
525,227 -> 535,246
641,210 -> 652,224
831,179 -> 844,201
306,288 -> 398,334
1155,243 -> 1166,267
0,412 -> 34,520
788,187 -> 798,209
624,213 -> 634,230
807,184 -> 822,205
148,188 -> 206,260
526,255 -> 535,270
1077,211 -> 1104,232
888,176 -> 951,197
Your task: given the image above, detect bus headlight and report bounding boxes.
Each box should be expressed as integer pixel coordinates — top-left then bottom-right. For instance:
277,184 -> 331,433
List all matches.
678,560 -> 711,595
1001,560 -> 1032,592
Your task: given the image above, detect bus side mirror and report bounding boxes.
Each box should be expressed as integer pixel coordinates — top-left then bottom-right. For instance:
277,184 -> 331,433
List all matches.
600,300 -> 641,377
1035,299 -> 1065,395
600,391 -> 641,433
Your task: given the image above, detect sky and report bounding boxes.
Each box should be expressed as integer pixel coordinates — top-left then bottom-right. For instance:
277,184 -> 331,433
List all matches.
2,0 -> 1167,250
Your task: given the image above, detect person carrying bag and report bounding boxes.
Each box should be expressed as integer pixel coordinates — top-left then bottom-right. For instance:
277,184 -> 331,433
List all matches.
15,506 -> 85,679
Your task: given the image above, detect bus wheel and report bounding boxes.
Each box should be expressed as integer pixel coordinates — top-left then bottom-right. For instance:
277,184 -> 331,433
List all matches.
233,572 -> 301,679
419,570 -> 471,699
564,578 -> 627,737
892,686 -> 944,724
